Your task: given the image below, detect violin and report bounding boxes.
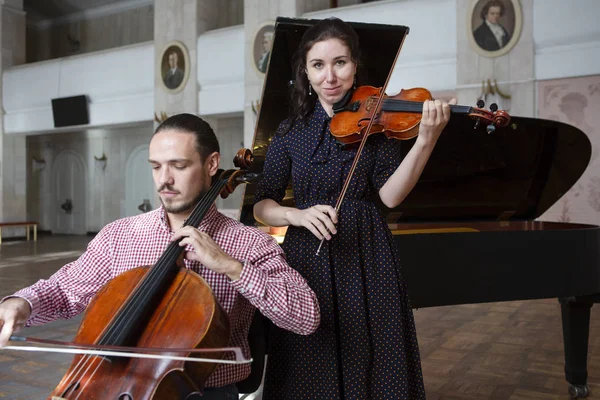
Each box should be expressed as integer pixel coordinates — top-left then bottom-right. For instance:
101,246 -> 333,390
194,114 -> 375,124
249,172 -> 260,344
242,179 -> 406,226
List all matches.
23,149 -> 258,400
329,85 -> 511,145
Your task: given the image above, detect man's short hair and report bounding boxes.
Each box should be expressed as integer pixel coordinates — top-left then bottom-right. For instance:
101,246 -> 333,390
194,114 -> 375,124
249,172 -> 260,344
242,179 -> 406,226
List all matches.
154,113 -> 220,160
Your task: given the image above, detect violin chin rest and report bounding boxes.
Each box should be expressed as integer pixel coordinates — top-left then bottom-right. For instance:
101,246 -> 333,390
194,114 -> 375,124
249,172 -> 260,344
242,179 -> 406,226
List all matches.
333,88 -> 354,114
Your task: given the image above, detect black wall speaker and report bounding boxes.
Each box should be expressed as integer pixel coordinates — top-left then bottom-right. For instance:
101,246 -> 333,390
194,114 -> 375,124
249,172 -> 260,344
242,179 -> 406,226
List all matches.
51,95 -> 90,128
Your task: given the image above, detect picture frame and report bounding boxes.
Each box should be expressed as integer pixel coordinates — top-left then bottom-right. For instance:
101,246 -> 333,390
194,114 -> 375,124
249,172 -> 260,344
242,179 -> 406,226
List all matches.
252,21 -> 275,75
159,40 -> 190,93
468,0 -> 522,58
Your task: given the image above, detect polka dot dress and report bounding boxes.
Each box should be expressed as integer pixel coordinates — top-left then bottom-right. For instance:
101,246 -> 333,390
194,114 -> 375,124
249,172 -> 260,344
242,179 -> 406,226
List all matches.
256,101 -> 426,399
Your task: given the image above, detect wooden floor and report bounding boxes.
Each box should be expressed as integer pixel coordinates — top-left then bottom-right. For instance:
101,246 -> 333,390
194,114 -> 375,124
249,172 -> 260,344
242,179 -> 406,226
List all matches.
0,235 -> 599,399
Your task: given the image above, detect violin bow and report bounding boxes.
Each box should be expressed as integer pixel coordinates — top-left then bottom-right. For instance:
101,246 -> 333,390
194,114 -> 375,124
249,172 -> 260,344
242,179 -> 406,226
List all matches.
316,30 -> 409,255
4,335 -> 252,364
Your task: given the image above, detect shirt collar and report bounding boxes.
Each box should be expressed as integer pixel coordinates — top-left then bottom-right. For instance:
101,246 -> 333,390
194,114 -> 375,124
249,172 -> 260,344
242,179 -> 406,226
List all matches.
157,203 -> 219,232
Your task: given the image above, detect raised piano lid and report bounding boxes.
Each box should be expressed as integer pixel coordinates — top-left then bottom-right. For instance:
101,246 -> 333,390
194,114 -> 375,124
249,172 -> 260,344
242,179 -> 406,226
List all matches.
240,16 -> 409,225
240,17 -> 592,226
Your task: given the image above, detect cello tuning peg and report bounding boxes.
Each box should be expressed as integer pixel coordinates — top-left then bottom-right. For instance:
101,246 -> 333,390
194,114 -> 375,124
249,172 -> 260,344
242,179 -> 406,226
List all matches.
489,103 -> 498,112
477,100 -> 485,108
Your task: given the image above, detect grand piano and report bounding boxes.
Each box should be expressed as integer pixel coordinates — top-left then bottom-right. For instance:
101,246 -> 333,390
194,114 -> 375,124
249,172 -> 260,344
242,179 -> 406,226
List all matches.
238,17 -> 600,398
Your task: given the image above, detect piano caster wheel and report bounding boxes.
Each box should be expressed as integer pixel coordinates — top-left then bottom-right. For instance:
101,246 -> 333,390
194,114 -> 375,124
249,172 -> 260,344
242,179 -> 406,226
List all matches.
568,384 -> 589,398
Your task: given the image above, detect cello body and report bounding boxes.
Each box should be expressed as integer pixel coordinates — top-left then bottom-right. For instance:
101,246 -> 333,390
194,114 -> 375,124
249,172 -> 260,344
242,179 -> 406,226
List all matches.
49,267 -> 230,400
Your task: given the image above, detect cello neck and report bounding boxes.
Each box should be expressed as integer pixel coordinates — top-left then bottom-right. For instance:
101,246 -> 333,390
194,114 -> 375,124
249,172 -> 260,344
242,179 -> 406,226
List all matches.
96,176 -> 230,349
381,98 -> 472,115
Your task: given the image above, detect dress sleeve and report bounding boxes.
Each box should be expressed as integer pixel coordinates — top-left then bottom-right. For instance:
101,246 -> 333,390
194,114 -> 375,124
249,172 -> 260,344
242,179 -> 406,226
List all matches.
5,225 -> 115,326
253,122 -> 292,204
371,134 -> 404,191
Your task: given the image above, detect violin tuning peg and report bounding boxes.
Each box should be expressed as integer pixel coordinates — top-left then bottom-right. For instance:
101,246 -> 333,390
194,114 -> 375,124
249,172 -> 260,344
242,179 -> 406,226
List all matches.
473,118 -> 481,130
489,103 -> 498,112
477,100 -> 485,108
487,124 -> 496,134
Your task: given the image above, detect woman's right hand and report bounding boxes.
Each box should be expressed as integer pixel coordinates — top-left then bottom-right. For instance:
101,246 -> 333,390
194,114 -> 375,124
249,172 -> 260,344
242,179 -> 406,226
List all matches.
286,205 -> 338,240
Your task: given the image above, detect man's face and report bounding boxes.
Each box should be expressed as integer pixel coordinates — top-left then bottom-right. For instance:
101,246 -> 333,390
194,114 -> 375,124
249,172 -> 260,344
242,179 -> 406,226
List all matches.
262,35 -> 272,52
168,53 -> 178,69
149,130 -> 218,216
486,6 -> 501,24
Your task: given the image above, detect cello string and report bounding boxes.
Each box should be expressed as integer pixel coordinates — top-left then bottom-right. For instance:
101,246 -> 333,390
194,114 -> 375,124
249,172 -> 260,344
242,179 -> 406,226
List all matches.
73,356 -> 107,400
57,178 -> 228,394
99,180 -> 226,347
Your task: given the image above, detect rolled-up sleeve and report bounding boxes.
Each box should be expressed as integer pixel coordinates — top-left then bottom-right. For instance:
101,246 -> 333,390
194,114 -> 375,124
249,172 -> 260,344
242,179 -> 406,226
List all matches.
7,226 -> 114,327
230,233 -> 320,335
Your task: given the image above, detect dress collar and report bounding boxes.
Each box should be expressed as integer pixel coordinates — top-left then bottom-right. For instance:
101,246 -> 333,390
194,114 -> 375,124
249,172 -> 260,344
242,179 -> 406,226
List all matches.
308,100 -> 354,164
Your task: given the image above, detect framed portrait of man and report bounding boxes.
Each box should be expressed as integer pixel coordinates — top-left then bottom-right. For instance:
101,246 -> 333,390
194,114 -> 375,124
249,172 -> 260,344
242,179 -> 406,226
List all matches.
159,41 -> 190,93
468,0 -> 522,58
252,21 -> 275,75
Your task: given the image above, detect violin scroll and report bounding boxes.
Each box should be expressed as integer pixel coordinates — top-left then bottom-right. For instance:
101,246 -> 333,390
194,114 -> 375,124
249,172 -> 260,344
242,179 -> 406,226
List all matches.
467,100 -> 511,134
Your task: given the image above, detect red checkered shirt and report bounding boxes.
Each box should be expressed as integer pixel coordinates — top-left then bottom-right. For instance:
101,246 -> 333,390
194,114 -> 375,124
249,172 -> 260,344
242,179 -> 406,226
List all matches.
11,205 -> 320,388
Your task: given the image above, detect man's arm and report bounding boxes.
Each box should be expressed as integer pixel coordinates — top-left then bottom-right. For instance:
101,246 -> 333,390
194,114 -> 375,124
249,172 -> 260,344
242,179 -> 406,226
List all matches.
0,225 -> 114,328
229,236 -> 320,336
173,226 -> 320,335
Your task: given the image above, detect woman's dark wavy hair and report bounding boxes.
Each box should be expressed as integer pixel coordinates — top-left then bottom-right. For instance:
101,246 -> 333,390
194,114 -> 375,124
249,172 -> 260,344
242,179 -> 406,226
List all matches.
283,17 -> 361,134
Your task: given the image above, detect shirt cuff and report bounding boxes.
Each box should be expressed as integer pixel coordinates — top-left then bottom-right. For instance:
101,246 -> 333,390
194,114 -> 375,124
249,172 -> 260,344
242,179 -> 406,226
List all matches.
230,260 -> 267,300
1,293 -> 39,322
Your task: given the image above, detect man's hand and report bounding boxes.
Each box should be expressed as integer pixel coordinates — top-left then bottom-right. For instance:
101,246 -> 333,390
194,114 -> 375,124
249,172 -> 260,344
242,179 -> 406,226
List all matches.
0,298 -> 32,347
171,226 -> 243,281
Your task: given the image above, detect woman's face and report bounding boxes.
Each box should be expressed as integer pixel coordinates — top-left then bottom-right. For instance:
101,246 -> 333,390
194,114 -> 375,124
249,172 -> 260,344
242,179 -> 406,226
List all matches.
305,38 -> 356,113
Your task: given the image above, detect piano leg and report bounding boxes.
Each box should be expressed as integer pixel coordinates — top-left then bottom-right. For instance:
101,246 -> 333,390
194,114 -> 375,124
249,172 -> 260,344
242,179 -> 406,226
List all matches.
559,296 -> 596,399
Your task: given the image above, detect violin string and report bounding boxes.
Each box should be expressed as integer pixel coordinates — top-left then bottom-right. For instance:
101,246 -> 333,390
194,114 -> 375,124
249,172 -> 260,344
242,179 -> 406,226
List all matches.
317,33 -> 409,255
381,99 -> 471,114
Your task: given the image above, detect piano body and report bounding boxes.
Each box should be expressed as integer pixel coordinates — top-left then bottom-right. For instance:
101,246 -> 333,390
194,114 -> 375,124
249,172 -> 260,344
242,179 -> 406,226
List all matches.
239,17 -> 600,398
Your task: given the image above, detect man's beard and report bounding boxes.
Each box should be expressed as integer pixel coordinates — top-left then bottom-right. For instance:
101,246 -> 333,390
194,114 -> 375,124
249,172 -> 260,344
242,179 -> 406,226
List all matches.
159,187 -> 208,215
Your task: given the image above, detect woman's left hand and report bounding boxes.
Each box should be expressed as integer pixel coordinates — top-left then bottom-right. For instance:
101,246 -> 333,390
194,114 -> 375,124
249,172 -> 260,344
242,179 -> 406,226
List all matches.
416,98 -> 457,148
171,226 -> 243,280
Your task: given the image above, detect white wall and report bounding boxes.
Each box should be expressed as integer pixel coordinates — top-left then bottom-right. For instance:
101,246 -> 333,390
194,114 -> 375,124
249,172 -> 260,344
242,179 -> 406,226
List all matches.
533,0 -> 600,80
305,0 -> 458,94
4,0 -> 600,134
3,41 -> 155,135
197,26 -> 245,116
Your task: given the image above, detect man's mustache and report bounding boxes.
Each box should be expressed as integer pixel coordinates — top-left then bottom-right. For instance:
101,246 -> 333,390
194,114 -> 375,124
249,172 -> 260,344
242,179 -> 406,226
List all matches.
158,184 -> 178,193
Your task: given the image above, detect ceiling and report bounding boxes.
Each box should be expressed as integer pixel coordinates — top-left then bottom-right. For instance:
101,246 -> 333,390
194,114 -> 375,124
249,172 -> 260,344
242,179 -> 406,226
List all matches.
24,0 -> 140,22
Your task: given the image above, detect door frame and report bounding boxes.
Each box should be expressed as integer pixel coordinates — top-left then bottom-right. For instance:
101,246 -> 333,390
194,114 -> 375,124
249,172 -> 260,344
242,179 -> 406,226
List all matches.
51,149 -> 87,234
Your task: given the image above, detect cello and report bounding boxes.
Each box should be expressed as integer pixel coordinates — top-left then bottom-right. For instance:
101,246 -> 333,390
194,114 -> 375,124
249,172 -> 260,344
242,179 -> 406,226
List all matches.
15,149 -> 256,399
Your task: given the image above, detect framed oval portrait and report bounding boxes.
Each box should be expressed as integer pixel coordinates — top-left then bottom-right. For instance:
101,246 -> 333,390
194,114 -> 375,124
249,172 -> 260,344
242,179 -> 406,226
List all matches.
468,0 -> 522,58
159,41 -> 190,93
252,21 -> 275,75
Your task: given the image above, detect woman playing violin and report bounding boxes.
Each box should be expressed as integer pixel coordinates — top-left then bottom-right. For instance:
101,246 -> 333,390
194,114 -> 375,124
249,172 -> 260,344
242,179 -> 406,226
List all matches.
253,17 -> 457,399
0,114 -> 320,399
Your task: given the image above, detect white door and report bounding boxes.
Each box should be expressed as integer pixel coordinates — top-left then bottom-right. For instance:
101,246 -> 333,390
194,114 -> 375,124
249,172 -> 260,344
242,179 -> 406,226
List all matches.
125,145 -> 155,217
53,150 -> 87,234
